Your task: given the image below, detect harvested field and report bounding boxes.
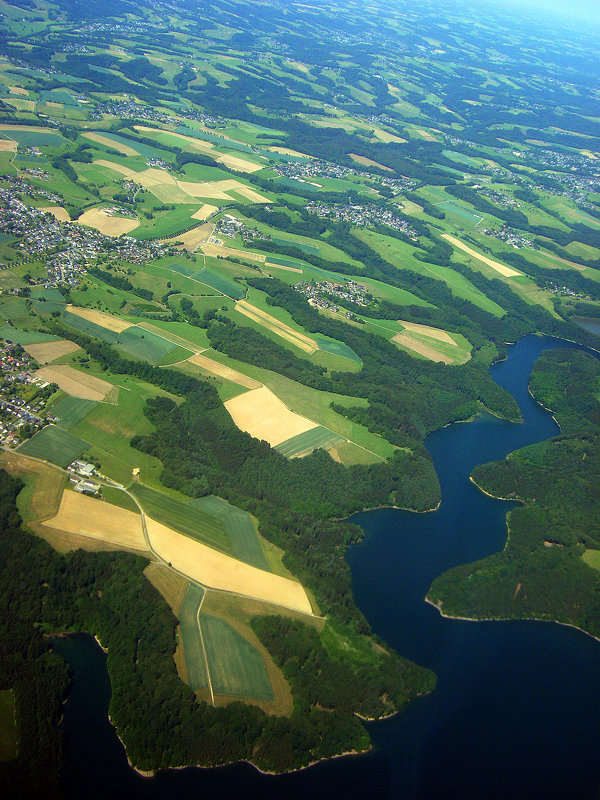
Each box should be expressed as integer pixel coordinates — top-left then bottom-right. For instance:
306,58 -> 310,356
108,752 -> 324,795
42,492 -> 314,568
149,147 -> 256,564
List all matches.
442,235 -> 522,277
81,131 -> 139,156
146,517 -> 313,614
35,365 -> 113,401
94,160 -> 271,204
38,206 -> 70,222
43,490 -> 148,551
399,321 -> 456,345
0,139 -> 16,152
186,352 -> 261,389
416,128 -> 438,141
224,386 -> 318,447
201,242 -> 266,263
216,153 -> 263,173
235,300 -> 317,353
144,562 -> 189,615
77,208 -> 139,237
392,332 -> 455,363
65,305 -> 132,333
192,205 -> 218,221
17,426 -> 87,468
24,339 -> 80,364
348,153 -> 393,172
169,223 -> 212,251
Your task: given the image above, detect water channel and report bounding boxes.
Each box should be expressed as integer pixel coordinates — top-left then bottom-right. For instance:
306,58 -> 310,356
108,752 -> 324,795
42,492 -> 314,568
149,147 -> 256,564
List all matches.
53,334 -> 600,799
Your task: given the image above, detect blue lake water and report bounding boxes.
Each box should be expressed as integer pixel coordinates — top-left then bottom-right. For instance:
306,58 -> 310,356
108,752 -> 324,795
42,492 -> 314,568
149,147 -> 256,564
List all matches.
54,334 -> 600,800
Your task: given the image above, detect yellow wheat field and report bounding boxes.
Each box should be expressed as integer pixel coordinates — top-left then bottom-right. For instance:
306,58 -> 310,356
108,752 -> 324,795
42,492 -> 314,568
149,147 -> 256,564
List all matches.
65,305 -> 132,333
81,131 -> 139,156
0,139 -> 16,152
24,339 -> 80,364
399,321 -> 456,345
192,205 -> 218,221
169,223 -> 213,251
44,490 -> 148,551
224,386 -> 317,446
77,208 -> 139,237
442,235 -> 522,277
146,518 -> 313,614
187,352 -> 262,389
349,153 -> 393,172
39,205 -> 70,222
235,300 -> 317,353
35,365 -> 114,401
392,332 -> 455,364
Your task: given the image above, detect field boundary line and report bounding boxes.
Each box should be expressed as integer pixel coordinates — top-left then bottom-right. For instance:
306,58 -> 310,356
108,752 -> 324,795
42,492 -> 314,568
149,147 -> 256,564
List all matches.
196,591 -> 215,706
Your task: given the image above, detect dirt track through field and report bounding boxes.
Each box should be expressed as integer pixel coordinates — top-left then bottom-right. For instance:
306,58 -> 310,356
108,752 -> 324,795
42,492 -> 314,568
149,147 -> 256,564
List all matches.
146,517 -> 313,614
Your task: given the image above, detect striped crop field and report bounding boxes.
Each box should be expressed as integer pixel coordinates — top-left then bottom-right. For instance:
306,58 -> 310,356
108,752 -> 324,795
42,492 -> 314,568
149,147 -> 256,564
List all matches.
274,426 -> 345,458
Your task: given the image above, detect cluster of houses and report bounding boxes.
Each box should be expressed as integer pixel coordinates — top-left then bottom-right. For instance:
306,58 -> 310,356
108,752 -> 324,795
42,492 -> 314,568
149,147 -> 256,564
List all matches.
214,214 -> 268,242
272,157 -> 417,196
0,345 -> 46,447
295,279 -> 370,317
306,201 -> 419,238
481,225 -> 534,249
0,185 -> 172,286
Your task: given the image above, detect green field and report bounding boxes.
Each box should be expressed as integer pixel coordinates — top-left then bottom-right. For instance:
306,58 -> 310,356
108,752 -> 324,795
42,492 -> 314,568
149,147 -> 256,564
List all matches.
116,326 -> 177,364
0,129 -> 63,146
436,200 -> 484,225
271,237 -> 320,255
62,310 -> 120,344
0,326 -> 60,345
179,584 -> 209,691
189,495 -> 268,570
199,614 -> 274,701
0,298 -> 32,323
50,396 -> 98,430
40,89 -> 79,106
130,484 -> 232,554
193,268 -> 246,299
0,690 -> 18,762
274,426 -> 345,458
17,425 -> 88,467
316,337 -> 361,362
582,550 -> 600,571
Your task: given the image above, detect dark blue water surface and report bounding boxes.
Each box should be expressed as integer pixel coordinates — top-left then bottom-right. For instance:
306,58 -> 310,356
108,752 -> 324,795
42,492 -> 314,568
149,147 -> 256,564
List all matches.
55,335 -> 600,800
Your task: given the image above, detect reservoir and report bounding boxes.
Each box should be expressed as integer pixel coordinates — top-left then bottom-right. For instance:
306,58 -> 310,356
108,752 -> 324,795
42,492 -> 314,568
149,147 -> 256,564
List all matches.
55,334 -> 600,799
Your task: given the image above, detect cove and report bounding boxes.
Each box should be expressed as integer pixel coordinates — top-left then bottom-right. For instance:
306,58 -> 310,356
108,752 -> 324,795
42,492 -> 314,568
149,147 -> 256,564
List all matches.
55,334 -> 600,800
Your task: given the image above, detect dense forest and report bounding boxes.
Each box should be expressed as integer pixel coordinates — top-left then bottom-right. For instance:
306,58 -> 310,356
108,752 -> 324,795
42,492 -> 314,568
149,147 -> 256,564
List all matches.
428,349 -> 600,635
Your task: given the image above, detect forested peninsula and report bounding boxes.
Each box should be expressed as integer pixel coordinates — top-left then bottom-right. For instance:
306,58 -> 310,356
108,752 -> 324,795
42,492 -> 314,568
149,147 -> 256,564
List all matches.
428,349 -> 600,637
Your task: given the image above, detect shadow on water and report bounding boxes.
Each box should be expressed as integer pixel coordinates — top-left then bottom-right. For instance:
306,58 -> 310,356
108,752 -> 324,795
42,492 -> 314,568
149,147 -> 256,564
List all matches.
55,335 -> 600,800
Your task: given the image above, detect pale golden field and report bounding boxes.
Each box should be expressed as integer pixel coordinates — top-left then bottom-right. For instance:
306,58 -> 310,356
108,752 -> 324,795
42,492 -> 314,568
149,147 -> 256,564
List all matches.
416,128 -> 438,141
399,320 -> 456,345
145,517 -> 313,614
24,339 -> 80,364
0,139 -> 16,152
392,332 -> 455,364
81,131 -> 139,156
65,304 -> 132,333
235,300 -> 317,353
35,365 -> 114,401
39,205 -> 70,221
7,86 -> 28,96
187,352 -> 262,389
0,124 -> 52,132
442,234 -> 522,277
216,153 -> 264,173
192,204 -> 218,221
169,223 -> 213,251
201,242 -> 266,262
348,152 -> 393,172
77,208 -> 139,236
44,490 -> 148,551
224,386 -> 317,446
94,160 -> 271,204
